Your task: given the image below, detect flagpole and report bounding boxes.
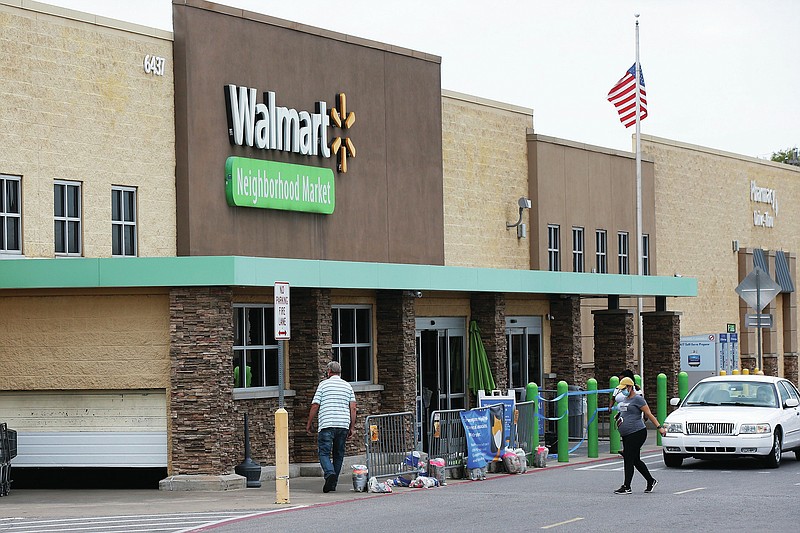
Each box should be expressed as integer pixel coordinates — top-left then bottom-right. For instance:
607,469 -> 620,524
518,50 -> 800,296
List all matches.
634,14 -> 644,382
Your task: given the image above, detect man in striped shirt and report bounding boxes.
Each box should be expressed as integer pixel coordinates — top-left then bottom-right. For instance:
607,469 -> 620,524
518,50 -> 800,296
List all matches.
306,360 -> 357,493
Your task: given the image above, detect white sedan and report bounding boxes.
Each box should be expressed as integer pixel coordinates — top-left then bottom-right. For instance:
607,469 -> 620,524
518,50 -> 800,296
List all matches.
661,375 -> 800,468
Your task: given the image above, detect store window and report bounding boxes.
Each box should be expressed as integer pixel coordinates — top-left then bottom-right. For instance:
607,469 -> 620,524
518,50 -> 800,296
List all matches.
548,224 -> 560,272
595,229 -> 607,273
618,231 -> 629,274
642,234 -> 650,275
1,174 -> 21,254
112,186 -> 137,257
233,305 -> 279,389
332,305 -> 372,383
54,180 -> 81,256
572,227 -> 584,273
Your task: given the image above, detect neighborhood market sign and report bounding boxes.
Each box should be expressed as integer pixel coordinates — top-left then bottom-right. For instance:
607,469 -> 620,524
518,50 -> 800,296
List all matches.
225,157 -> 334,214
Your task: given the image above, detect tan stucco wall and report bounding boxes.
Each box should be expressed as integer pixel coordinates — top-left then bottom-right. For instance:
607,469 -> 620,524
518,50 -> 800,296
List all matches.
645,135 -> 800,350
0,290 -> 170,390
0,2 -> 175,258
442,91 -> 532,269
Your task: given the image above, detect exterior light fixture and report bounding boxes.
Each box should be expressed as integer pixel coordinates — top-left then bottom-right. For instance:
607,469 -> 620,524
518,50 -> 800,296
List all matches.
506,197 -> 532,239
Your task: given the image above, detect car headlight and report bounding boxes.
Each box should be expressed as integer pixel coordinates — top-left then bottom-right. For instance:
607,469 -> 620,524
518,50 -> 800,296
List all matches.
739,423 -> 771,434
663,422 -> 683,434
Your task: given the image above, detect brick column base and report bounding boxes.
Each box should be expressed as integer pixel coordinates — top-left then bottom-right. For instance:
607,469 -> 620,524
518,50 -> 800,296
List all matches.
549,296 -> 583,388
642,311 -> 681,403
740,356 -> 757,374
470,293 -> 507,393
784,353 -> 799,387
592,309 -> 634,389
762,354 -> 779,377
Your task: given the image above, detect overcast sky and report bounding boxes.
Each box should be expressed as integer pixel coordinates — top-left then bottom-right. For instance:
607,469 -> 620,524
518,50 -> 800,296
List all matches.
43,0 -> 798,158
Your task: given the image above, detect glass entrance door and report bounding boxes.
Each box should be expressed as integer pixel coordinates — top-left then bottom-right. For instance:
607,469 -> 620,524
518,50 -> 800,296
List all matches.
415,318 -> 466,450
506,316 -> 543,401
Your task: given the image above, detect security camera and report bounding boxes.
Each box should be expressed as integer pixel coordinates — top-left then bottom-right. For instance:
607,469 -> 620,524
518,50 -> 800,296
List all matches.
414,291 -> 423,298
518,197 -> 532,209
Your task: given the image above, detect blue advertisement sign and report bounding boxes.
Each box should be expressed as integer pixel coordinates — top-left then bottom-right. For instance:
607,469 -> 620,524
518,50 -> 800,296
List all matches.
478,394 -> 515,448
459,405 -> 505,468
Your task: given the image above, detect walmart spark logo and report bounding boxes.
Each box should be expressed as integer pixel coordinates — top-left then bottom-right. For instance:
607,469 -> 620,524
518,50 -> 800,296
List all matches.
330,93 -> 356,173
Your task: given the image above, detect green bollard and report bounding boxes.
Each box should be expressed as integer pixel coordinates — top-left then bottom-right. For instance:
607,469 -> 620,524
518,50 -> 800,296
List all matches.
526,382 -> 540,449
657,373 -> 667,446
587,378 -> 598,458
634,374 -> 642,389
678,371 -> 688,402
609,376 -> 620,454
557,380 -> 569,462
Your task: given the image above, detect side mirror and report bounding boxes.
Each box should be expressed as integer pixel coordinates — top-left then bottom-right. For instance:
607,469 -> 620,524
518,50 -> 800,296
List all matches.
669,398 -> 680,406
784,398 -> 799,408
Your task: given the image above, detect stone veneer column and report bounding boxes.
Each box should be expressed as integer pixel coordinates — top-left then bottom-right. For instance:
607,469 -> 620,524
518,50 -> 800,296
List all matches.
762,355 -> 779,376
169,286 -> 235,475
549,296 -> 582,388
642,311 -> 681,404
740,356 -> 757,374
593,309 -> 635,388
288,288 -> 332,464
470,293 -> 507,394
376,290 -> 417,415
784,354 -> 799,387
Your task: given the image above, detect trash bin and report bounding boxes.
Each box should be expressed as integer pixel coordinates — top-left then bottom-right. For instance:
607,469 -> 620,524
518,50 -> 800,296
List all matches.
568,386 -> 586,439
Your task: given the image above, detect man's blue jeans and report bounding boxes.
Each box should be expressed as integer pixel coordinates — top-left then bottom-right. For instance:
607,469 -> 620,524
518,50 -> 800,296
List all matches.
318,427 -> 348,479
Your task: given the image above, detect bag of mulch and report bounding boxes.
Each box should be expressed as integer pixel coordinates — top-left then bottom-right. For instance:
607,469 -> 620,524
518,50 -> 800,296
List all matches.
502,449 -> 521,474
352,464 -> 369,492
428,457 -> 446,486
514,448 -> 528,473
367,476 -> 393,494
533,445 -> 548,468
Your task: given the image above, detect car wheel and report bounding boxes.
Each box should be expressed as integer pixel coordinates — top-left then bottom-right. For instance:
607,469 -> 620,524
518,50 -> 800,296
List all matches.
663,450 -> 683,468
764,432 -> 782,468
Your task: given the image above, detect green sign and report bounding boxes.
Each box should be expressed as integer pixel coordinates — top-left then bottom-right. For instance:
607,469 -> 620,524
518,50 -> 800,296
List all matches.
225,156 -> 335,214
727,323 -> 736,333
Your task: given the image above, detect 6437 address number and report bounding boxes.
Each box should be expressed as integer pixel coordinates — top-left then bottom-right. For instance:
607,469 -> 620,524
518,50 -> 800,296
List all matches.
144,54 -> 166,76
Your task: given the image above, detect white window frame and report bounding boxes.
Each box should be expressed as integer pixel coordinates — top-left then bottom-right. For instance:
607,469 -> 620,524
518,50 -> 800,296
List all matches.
112,186 -> 138,257
332,305 -> 373,384
618,231 -> 629,275
642,233 -> 650,275
572,226 -> 584,273
54,180 -> 82,256
1,174 -> 22,255
233,304 -> 280,390
595,229 -> 607,273
547,224 -> 560,272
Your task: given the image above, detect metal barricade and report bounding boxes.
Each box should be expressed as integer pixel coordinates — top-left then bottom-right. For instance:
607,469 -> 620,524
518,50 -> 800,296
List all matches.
364,412 -> 416,479
0,422 -> 13,497
428,409 -> 466,476
515,400 -> 536,458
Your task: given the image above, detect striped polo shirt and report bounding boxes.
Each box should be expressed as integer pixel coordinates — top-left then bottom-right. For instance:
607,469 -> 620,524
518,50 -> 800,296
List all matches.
312,375 -> 356,431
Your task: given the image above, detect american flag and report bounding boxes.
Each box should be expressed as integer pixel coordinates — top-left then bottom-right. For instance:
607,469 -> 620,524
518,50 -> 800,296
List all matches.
607,63 -> 647,128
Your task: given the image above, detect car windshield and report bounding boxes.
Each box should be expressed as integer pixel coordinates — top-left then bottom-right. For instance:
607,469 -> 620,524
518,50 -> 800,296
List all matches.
684,381 -> 777,408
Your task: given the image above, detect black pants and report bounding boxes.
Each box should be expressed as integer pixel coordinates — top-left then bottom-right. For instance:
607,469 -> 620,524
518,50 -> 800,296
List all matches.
621,428 -> 654,487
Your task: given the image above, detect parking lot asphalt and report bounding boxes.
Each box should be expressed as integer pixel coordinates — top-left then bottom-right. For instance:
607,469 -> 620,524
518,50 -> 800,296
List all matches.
0,432 -> 662,519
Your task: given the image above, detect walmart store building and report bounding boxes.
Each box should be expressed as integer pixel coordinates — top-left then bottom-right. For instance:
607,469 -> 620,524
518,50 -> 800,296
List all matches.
23,0 -> 800,485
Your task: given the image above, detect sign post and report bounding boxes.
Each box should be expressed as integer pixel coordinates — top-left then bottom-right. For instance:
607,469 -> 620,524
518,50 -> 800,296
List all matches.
273,282 -> 290,504
735,266 -> 781,370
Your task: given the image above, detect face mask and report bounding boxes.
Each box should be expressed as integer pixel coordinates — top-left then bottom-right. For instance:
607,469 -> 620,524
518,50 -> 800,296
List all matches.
621,388 -> 630,397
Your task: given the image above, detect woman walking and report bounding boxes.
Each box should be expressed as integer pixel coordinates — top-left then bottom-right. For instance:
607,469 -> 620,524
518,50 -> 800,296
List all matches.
613,377 -> 666,494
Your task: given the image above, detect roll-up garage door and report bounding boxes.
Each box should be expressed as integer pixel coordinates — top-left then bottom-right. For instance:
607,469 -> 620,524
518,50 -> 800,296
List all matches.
0,390 -> 167,467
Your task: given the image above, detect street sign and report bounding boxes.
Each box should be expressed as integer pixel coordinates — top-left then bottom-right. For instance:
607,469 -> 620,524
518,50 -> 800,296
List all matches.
719,333 -> 728,343
745,313 -> 773,328
730,333 -> 738,342
735,266 -> 781,312
274,281 -> 291,340
727,323 -> 736,333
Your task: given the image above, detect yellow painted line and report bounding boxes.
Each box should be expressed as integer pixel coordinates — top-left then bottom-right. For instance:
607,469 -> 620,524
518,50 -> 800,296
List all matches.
541,517 -> 584,529
674,487 -> 706,495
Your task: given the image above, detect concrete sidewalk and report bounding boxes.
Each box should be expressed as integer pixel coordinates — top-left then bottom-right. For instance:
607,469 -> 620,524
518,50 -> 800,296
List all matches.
0,432 -> 663,519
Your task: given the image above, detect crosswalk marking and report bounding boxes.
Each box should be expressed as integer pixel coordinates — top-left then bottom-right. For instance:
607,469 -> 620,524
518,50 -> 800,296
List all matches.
0,510 -> 304,533
575,453 -> 662,471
